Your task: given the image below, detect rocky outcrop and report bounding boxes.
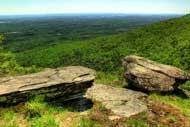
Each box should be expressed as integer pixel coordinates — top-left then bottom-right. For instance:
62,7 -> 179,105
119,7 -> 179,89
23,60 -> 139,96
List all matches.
0,66 -> 95,105
85,84 -> 148,118
122,55 -> 190,92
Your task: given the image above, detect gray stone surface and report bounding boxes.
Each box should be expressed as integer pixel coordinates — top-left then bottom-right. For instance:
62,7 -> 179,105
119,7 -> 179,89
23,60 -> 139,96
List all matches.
122,55 -> 190,92
85,84 -> 148,118
0,66 -> 95,105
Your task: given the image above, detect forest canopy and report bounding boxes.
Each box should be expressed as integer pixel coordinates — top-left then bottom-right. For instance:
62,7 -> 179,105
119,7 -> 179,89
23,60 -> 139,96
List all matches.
16,15 -> 190,74
0,35 -> 38,76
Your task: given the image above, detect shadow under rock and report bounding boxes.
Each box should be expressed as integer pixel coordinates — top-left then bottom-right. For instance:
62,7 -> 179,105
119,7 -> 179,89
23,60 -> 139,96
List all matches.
123,83 -> 190,99
49,97 -> 94,112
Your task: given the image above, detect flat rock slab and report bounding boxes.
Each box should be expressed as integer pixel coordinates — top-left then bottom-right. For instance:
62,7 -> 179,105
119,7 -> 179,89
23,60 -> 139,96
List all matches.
85,84 -> 148,118
0,66 -> 95,105
122,55 -> 190,92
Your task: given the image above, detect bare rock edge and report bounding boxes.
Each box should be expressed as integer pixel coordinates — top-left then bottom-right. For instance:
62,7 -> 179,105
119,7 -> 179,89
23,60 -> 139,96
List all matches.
85,84 -> 148,118
0,66 -> 95,105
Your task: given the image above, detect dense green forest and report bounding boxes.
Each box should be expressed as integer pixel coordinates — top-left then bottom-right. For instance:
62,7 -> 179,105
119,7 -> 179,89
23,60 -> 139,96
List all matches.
0,34 -> 38,77
16,14 -> 190,74
0,14 -> 177,52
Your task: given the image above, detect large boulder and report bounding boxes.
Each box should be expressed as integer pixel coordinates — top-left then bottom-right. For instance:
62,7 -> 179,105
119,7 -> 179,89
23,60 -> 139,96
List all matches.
0,66 -> 95,105
85,84 -> 148,118
122,55 -> 190,92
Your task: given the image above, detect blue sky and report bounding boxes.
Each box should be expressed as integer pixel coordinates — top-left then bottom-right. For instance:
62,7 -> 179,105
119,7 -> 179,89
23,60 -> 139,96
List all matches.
0,0 -> 189,15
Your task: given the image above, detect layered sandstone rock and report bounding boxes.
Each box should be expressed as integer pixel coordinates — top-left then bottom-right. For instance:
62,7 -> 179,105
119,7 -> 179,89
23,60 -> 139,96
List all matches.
122,55 -> 190,92
0,66 -> 95,105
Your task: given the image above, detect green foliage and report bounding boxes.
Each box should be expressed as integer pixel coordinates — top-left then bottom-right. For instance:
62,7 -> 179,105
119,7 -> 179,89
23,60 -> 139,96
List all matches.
30,114 -> 59,127
16,15 -> 190,73
1,15 -> 172,52
150,93 -> 190,116
125,113 -> 149,127
25,95 -> 71,119
0,111 -> 19,127
0,52 -> 23,76
167,115 -> 177,122
179,81 -> 190,91
126,119 -> 148,127
72,117 -> 101,127
95,72 -> 120,84
0,35 -> 40,77
25,97 -> 46,118
0,35 -> 5,44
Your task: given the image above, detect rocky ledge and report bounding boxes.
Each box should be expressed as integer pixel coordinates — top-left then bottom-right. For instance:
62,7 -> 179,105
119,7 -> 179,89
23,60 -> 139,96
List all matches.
122,55 -> 190,92
85,84 -> 148,118
0,66 -> 95,105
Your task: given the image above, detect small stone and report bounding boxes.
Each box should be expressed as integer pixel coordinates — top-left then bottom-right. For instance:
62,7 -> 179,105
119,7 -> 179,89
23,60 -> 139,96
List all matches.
108,115 -> 121,121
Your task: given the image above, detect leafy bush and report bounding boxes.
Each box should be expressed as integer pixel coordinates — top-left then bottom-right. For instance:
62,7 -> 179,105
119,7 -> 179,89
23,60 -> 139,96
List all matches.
25,100 -> 46,118
25,95 -> 47,119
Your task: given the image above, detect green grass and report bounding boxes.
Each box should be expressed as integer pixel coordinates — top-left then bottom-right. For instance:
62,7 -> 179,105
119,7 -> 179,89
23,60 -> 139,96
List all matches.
167,114 -> 177,122
0,82 -> 189,127
25,99 -> 47,118
125,113 -> 148,127
0,110 -> 19,127
180,81 -> 190,91
30,114 -> 59,127
25,95 -> 71,118
149,94 -> 190,116
72,117 -> 101,127
125,119 -> 148,127
0,95 -> 72,127
95,72 -> 122,84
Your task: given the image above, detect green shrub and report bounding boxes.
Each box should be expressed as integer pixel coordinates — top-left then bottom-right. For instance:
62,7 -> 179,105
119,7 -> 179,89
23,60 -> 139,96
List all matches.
25,96 -> 46,118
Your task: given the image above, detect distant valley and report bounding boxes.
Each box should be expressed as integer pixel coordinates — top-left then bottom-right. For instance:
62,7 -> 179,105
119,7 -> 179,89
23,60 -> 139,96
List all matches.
0,14 -> 180,52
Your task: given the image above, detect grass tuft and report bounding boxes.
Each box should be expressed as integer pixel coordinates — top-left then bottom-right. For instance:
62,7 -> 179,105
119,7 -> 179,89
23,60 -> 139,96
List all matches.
30,114 -> 59,127
72,117 -> 101,127
0,110 -> 19,127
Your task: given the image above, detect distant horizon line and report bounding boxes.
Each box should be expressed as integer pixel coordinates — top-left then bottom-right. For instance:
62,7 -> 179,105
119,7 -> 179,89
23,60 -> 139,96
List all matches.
0,12 -> 187,16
